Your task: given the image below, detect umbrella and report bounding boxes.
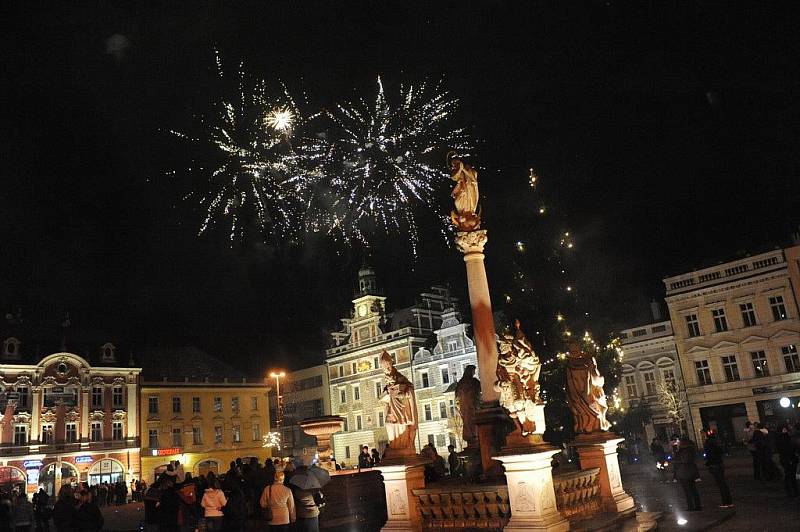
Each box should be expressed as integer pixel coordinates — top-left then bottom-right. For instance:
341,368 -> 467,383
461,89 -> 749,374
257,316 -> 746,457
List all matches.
307,465 -> 331,487
288,465 -> 331,491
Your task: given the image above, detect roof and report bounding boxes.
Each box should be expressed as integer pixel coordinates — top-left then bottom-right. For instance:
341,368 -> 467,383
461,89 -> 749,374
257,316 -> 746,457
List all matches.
138,346 -> 246,381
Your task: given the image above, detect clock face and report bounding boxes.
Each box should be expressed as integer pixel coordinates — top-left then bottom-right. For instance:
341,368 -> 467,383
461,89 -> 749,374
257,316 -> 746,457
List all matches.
358,304 -> 367,317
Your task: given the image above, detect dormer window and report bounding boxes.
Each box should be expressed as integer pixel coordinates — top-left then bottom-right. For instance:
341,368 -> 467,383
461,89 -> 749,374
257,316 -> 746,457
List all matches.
3,337 -> 21,358
101,343 -> 116,362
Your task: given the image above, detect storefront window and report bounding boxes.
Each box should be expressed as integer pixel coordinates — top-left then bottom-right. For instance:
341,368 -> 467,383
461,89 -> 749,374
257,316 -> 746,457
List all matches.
39,462 -> 79,497
88,459 -> 125,486
0,466 -> 26,494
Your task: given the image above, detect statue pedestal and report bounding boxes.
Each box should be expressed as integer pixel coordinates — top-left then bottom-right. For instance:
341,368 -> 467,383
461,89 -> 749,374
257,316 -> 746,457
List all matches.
474,401 -> 512,480
492,446 -> 569,532
375,456 -> 427,532
573,433 -> 635,514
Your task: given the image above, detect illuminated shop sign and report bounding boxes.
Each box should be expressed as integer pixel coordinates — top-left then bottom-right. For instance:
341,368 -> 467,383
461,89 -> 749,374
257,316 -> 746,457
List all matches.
23,460 -> 43,469
151,447 -> 182,456
75,456 -> 94,464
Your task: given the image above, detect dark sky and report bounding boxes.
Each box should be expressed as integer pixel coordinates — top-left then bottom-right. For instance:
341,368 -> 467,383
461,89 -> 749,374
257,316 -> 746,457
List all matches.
2,2 -> 799,372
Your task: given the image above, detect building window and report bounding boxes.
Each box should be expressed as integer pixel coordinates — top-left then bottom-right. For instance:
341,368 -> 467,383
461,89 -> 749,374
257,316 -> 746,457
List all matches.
375,381 -> 383,398
251,423 -> 260,441
740,302 -> 757,327
41,424 -> 54,444
783,345 -> 800,373
338,365 -> 344,378
351,362 -> 357,374
232,425 -> 241,443
112,386 -> 124,408
91,422 -> 102,441
193,427 -> 202,445
373,356 -> 379,369
345,446 -> 351,459
722,355 -> 740,382
428,434 -> 435,446
421,371 -> 430,388
449,433 -> 457,447
685,314 -> 700,337
449,399 -> 456,417
439,401 -> 448,419
66,423 -> 77,443
632,328 -> 647,337
353,385 -> 360,401
642,372 -> 657,395
148,397 -> 159,415
172,428 -> 182,446
356,414 -> 363,431
251,396 -> 258,410
424,404 -> 432,421
662,368 -> 676,386
441,367 -> 450,385
13,425 -> 27,445
112,421 -> 123,440
623,374 -> 637,397
214,426 -> 223,444
446,340 -> 459,352
770,295 -> 788,321
16,387 -> 29,409
436,434 -> 446,447
193,397 -> 201,413
695,360 -> 712,385
148,429 -> 159,448
231,397 -> 239,414
343,417 -> 349,431
751,351 -> 769,377
172,397 -> 181,414
712,308 -> 728,333
339,388 -> 347,404
91,386 -> 103,408
213,397 -> 222,412
377,411 -> 385,427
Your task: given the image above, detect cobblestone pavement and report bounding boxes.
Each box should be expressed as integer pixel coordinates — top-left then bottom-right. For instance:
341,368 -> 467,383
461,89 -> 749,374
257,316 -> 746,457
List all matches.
621,449 -> 799,531
101,502 -> 146,531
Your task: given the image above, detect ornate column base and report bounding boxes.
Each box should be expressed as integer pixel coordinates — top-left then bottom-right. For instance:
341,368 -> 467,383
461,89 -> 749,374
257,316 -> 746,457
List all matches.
574,433 -> 635,514
474,401 -> 513,480
492,446 -> 570,532
376,457 -> 427,532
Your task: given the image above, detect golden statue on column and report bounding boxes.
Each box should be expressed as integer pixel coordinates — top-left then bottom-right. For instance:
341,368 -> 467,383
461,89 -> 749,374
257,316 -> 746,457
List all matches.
565,342 -> 611,433
379,350 -> 418,457
449,151 -> 481,232
494,320 -> 544,436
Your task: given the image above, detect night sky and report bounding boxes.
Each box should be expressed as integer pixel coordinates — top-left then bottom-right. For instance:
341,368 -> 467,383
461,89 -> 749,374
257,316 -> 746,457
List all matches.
2,2 -> 799,373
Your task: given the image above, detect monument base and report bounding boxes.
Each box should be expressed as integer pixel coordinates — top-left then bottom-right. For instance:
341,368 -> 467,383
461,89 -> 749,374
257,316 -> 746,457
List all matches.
474,400 -> 513,480
493,446 -> 570,532
573,432 -> 635,514
376,456 -> 427,532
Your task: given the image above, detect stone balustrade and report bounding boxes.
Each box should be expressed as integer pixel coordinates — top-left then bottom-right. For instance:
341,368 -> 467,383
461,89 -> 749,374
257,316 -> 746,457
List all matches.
412,484 -> 510,531
553,467 -> 601,519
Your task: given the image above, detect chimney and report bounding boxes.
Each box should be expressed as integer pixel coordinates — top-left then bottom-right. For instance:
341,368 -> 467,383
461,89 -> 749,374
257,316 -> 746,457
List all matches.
650,299 -> 663,322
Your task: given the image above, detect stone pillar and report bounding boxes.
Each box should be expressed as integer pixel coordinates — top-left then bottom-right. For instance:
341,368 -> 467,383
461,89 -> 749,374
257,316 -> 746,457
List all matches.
376,459 -> 426,532
492,447 -> 569,532
126,383 -> 138,441
80,389 -> 90,445
454,230 -> 499,403
30,389 -> 41,442
574,434 -> 635,514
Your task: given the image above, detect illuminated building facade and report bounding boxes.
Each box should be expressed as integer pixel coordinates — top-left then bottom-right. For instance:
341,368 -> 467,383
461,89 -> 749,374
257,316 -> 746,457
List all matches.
268,364 -> 330,457
0,344 -> 141,496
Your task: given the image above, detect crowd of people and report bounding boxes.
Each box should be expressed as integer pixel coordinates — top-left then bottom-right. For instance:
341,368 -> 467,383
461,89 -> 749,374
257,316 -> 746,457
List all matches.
643,421 -> 800,513
143,457 -> 324,532
345,442 -> 464,483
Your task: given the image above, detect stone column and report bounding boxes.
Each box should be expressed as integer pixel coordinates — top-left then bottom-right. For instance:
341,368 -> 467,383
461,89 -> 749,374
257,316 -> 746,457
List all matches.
126,383 -> 138,442
492,447 -> 569,532
30,389 -> 41,442
455,230 -> 499,403
80,389 -> 90,445
574,434 -> 635,514
376,458 -> 426,532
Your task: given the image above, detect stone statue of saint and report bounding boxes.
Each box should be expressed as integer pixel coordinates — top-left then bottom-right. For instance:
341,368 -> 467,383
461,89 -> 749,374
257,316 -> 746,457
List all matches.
449,152 -> 481,231
494,320 -> 543,436
454,364 -> 481,445
379,350 -> 418,456
565,342 -> 611,434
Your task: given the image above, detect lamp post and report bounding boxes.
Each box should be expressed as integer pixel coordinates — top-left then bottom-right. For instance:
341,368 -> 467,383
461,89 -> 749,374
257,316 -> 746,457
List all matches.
270,371 -> 286,454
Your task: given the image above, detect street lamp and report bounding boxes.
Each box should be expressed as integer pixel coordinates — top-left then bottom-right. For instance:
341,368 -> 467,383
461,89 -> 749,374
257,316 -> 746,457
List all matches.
270,370 -> 286,430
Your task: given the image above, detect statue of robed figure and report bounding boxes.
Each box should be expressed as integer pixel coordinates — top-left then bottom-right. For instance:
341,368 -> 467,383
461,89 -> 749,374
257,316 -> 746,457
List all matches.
379,350 -> 418,457
565,342 -> 611,434
449,152 -> 481,232
494,320 -> 544,436
454,364 -> 481,446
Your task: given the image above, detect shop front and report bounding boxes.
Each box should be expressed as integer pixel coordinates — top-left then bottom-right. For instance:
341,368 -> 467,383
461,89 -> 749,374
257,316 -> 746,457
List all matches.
87,458 -> 126,486
0,466 -> 26,494
757,395 -> 800,429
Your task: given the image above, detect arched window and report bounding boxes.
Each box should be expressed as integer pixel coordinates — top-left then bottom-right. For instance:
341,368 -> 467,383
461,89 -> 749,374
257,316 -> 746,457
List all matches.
88,459 -> 125,486
39,462 -> 79,497
0,466 -> 26,492
195,459 -> 219,477
3,337 -> 21,358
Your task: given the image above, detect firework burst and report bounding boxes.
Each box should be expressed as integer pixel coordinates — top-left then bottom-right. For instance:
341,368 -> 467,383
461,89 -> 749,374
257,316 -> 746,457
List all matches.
168,50 -> 326,243
323,77 -> 472,251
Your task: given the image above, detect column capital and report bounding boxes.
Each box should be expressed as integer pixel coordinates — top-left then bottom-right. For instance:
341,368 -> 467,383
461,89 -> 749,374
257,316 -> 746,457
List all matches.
455,230 -> 488,256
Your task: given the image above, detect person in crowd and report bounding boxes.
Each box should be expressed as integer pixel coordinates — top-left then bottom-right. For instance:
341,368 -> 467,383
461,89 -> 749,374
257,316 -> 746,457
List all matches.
51,486 -> 76,532
176,472 -> 199,532
0,493 -> 12,532
32,487 -> 50,532
358,446 -> 373,469
157,475 -> 181,532
283,460 -> 297,487
73,490 -> 103,532
332,459 -> 342,471
260,470 -> 295,531
13,493 -> 34,532
744,420 -> 759,479
371,448 -> 381,467
776,424 -> 799,497
650,437 -> 668,483
143,478 -> 162,532
447,445 -> 461,478
289,462 -> 321,532
674,435 -> 702,512
703,430 -> 734,508
752,422 -> 778,480
222,475 -> 247,532
200,472 -> 227,531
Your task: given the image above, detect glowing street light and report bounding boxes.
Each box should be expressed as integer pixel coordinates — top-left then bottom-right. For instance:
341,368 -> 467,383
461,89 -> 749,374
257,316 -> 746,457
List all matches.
270,371 -> 286,429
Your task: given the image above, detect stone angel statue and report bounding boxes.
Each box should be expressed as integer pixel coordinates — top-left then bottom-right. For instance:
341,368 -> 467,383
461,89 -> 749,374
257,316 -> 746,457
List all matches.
565,342 -> 611,434
449,152 -> 481,231
494,320 -> 543,436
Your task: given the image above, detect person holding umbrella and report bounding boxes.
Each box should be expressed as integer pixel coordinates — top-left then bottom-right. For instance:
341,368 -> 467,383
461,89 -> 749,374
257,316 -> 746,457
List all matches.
286,458 -> 331,532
